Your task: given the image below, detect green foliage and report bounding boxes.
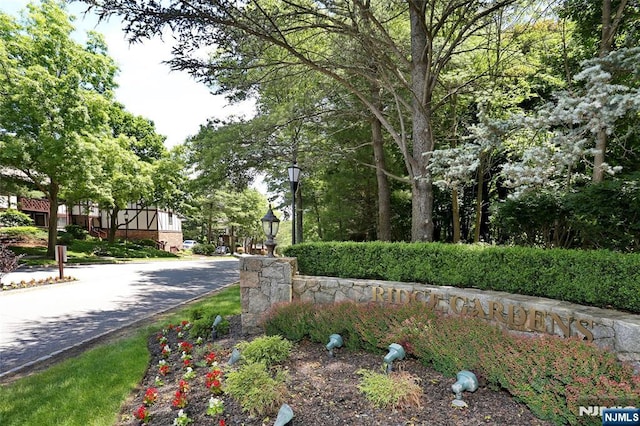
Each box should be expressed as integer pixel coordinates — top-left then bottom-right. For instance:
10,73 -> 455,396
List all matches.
262,301 -> 315,341
356,369 -> 423,409
482,336 -> 640,425
0,209 -> 33,227
0,226 -> 47,243
188,311 -> 230,339
494,178 -> 640,252
64,224 -> 88,240
283,242 -> 640,313
236,335 -> 293,367
0,0 -> 118,255
399,314 -> 506,376
65,240 -> 177,259
263,300 -> 640,426
565,177 -> 640,251
223,362 -> 288,417
192,243 -> 216,255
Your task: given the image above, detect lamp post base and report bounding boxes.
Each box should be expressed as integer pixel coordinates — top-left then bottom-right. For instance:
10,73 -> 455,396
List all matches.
265,241 -> 276,257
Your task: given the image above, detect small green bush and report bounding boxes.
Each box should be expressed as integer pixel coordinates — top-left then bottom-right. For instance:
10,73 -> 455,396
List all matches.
137,239 -> 159,247
0,209 -> 33,227
187,312 -> 229,339
64,224 -> 88,240
357,369 -> 423,409
236,335 -> 293,367
223,362 -> 288,416
192,243 -> 216,256
262,301 -> 315,341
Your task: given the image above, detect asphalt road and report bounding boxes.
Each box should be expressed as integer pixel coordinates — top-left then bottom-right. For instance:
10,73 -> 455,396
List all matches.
0,258 -> 239,378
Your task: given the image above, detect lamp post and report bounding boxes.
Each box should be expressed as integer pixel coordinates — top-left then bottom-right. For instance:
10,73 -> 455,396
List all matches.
287,163 -> 301,244
124,210 -> 129,242
261,204 -> 280,257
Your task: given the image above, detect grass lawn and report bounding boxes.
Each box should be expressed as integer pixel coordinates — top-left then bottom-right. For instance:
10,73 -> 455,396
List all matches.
10,239 -> 183,267
0,285 -> 241,425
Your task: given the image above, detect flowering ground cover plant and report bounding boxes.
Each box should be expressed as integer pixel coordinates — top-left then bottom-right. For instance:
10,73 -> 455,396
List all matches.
116,315 -> 556,426
1,275 -> 76,290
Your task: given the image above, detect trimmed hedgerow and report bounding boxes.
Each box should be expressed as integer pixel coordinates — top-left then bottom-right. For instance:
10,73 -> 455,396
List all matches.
261,301 -> 640,426
283,242 -> 640,313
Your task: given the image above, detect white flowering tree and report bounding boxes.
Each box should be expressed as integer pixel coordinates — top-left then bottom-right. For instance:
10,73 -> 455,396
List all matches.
501,47 -> 640,195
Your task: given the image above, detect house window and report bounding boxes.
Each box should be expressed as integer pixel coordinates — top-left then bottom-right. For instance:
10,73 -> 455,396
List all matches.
168,212 -> 173,225
34,213 -> 46,227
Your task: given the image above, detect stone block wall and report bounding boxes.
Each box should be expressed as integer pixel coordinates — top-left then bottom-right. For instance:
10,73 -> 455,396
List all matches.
239,257 -> 640,372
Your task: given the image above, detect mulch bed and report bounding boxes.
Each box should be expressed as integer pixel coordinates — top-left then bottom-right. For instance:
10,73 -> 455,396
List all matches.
115,315 -> 553,425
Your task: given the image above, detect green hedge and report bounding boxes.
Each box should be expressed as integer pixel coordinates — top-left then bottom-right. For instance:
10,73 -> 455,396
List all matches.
283,242 -> 640,314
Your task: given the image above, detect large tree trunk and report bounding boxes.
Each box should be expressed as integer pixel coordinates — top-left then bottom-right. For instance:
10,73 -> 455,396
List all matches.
46,182 -> 60,258
371,105 -> 392,241
108,209 -> 119,243
452,188 -> 461,243
592,0 -> 627,182
474,154 -> 487,243
409,0 -> 435,242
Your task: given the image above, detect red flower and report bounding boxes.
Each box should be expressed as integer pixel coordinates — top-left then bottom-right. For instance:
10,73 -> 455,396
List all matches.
172,390 -> 188,408
219,420 -> 226,426
134,405 -> 150,423
159,364 -> 170,376
178,379 -> 190,393
183,358 -> 192,368
179,341 -> 193,353
205,352 -> 216,365
142,387 -> 158,406
206,370 -> 224,394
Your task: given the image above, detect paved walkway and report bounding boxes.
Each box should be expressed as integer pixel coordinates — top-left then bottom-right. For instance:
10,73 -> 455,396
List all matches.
0,258 -> 239,378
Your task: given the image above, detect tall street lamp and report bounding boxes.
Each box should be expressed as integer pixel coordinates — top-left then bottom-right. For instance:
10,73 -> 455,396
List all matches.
261,204 -> 280,257
287,163 -> 301,244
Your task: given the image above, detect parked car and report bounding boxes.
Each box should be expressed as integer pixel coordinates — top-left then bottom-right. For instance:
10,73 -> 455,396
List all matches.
182,240 -> 197,250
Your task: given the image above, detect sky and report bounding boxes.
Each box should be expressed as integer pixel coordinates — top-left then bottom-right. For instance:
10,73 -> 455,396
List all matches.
1,0 -> 255,148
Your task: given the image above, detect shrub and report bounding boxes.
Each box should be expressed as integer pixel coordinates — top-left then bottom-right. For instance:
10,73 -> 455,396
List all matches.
0,209 -> 33,227
0,226 -> 47,243
481,335 -> 640,426
262,301 -> 316,341
357,369 -> 423,409
188,312 -> 230,340
283,242 -> 640,314
192,244 -> 216,256
64,224 -> 88,240
223,362 -> 288,416
236,335 -> 293,367
137,239 -> 159,247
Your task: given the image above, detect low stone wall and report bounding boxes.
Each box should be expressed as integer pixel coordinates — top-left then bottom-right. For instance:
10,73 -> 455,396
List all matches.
239,256 -> 640,372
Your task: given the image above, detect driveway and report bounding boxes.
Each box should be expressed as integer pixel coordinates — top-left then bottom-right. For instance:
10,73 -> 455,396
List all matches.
0,258 -> 239,377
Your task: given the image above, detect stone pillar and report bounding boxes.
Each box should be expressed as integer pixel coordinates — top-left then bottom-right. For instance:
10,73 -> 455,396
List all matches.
239,256 -> 297,334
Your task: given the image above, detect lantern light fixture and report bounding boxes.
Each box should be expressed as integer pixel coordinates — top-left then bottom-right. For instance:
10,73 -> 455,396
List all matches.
261,204 -> 280,257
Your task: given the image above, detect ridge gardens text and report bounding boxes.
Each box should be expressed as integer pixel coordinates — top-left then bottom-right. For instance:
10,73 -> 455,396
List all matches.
372,286 -> 594,341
